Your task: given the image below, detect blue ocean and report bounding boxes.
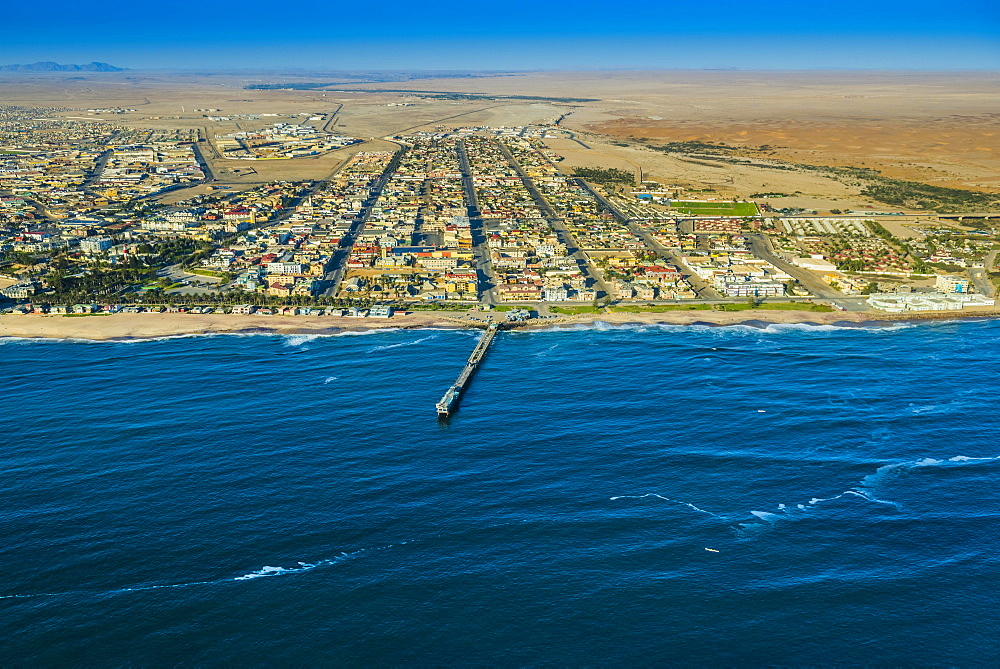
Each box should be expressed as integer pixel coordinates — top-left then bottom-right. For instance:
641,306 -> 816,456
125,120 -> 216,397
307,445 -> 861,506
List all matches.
3,320 -> 999,665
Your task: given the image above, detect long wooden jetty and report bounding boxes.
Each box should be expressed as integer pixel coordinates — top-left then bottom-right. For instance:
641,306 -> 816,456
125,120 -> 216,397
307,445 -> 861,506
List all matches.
436,323 -> 499,419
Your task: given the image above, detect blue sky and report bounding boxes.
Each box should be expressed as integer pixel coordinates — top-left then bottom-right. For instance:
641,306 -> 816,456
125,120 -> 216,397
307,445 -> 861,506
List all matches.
2,0 -> 998,69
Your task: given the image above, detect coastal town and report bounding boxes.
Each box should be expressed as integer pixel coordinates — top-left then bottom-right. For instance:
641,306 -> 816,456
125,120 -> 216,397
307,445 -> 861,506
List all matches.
2,103 -> 998,325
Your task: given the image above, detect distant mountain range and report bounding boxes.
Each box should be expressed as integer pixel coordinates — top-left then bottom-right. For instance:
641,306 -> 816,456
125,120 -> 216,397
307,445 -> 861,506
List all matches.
0,61 -> 126,72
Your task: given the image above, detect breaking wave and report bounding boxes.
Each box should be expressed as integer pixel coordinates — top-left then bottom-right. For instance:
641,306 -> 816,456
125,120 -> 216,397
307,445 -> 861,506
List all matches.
613,454 -> 1000,540
0,541 -> 414,602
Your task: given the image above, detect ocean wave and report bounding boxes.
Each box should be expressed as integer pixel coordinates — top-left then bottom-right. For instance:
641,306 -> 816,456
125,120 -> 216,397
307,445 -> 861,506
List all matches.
734,453 -> 1000,538
0,540 -> 415,602
326,328 -> 404,337
859,454 -> 1000,493
369,334 -> 438,352
905,396 -> 978,416
614,454 -> 1000,541
533,343 -> 560,358
610,493 -> 721,518
282,333 -> 323,347
518,320 -> 925,337
0,318 -> 986,347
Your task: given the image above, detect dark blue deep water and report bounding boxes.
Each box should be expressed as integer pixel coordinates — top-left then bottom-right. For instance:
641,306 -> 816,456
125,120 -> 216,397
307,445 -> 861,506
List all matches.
3,320 -> 999,665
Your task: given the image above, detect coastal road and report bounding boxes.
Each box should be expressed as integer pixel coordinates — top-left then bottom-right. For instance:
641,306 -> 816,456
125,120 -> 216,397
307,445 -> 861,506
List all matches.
745,234 -> 865,311
456,140 -> 498,306
497,142 -> 612,300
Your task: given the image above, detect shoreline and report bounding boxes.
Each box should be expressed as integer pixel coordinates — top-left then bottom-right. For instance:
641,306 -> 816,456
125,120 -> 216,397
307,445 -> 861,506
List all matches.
3,308 -> 1000,342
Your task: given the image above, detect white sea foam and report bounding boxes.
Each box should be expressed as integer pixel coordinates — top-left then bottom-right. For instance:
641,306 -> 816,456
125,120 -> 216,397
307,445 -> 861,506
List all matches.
369,334 -> 437,352
0,541 -> 416,601
0,336 -> 42,345
618,452 -> 1000,540
333,327 -> 404,337
519,319 -> 927,337
282,334 -> 323,347
860,323 -> 918,332
735,453 -> 1000,538
860,453 -> 1000,494
906,396 -> 977,416
613,455 -> 996,540
611,448 -> 1000,538
756,323 -> 846,333
610,493 -> 721,518
534,343 -> 560,358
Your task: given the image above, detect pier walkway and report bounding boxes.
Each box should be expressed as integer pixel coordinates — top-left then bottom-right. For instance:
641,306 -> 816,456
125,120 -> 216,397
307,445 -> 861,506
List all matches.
436,323 -> 499,419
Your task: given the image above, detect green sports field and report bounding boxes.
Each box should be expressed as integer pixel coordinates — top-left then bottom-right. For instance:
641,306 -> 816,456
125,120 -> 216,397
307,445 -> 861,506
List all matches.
669,200 -> 760,216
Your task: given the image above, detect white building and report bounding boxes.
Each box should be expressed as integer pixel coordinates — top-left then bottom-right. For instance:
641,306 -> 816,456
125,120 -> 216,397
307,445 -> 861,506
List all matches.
723,280 -> 785,297
935,275 -> 970,294
867,292 -> 994,312
543,287 -> 570,301
794,257 -> 838,272
1,281 -> 39,299
79,236 -> 114,253
266,262 -> 304,275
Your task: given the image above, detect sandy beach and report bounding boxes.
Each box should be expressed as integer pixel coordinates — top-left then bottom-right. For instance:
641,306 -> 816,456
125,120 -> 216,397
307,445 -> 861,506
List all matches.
3,308 -> 999,341
0,311 -> 471,341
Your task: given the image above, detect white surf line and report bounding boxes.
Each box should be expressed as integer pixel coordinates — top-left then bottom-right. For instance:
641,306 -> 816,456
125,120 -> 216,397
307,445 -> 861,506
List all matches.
0,541 -> 415,602
737,453 -> 1000,535
369,334 -> 438,352
610,493 -> 721,518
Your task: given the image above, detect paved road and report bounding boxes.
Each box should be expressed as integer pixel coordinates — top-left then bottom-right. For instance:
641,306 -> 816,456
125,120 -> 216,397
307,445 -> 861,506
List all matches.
456,140 -> 499,306
321,149 -> 406,296
81,147 -> 114,191
527,144 -> 713,298
87,129 -> 123,187
575,179 -> 722,300
969,249 -> 998,297
392,104 -> 508,136
321,104 -> 345,133
190,136 -> 216,182
1,190 -> 51,223
745,234 -> 868,311
496,143 -> 612,300
551,113 -> 590,148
